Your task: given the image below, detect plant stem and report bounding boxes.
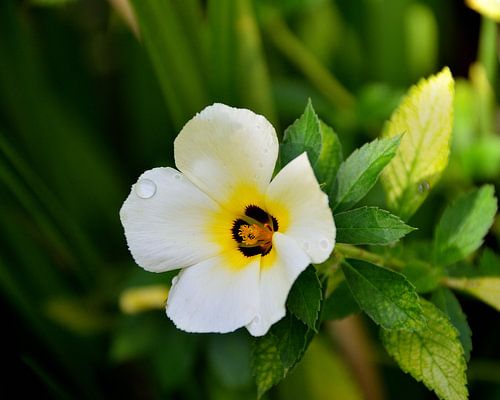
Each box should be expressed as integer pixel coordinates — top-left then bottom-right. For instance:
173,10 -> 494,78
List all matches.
476,17 -> 497,136
264,15 -> 355,109
335,243 -> 406,270
478,17 -> 497,88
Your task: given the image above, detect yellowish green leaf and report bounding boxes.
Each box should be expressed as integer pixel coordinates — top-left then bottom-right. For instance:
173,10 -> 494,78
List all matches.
431,288 -> 472,361
466,0 -> 500,21
45,297 -> 110,334
443,276 -> 500,312
119,285 -> 169,314
251,332 -> 285,398
381,68 -> 454,220
382,299 -> 468,400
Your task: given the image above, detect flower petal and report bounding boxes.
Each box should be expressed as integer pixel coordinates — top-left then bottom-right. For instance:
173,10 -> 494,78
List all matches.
246,232 -> 311,336
166,254 -> 260,333
120,167 -> 222,272
174,103 -> 279,212
265,153 -> 336,264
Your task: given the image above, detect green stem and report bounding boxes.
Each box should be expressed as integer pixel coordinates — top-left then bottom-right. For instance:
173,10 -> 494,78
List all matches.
264,15 -> 355,109
478,17 -> 497,88
476,17 -> 497,136
335,243 -> 406,270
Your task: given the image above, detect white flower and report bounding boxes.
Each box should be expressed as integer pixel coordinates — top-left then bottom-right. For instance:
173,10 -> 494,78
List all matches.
120,104 -> 336,336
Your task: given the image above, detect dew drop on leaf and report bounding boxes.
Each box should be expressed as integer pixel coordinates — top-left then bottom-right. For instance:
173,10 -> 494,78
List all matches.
417,180 -> 430,193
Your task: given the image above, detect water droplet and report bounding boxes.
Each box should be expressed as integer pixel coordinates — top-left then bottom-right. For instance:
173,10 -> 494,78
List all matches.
174,173 -> 182,180
135,178 -> 156,199
252,314 -> 261,325
417,180 -> 430,193
171,276 -> 179,286
258,161 -> 264,168
320,239 -> 329,250
302,241 -> 311,251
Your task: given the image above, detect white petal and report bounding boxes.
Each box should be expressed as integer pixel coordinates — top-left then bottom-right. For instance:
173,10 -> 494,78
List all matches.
265,153 -> 336,264
120,167 -> 222,272
246,232 -> 311,336
166,253 -> 260,333
174,103 -> 279,212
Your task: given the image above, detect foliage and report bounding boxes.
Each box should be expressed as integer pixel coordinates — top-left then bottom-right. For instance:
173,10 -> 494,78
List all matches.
381,68 -> 454,221
1,1 -> 499,399
382,299 -> 468,400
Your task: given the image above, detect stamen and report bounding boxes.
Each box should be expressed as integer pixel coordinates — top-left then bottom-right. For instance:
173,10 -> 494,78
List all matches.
238,224 -> 273,247
232,205 -> 278,257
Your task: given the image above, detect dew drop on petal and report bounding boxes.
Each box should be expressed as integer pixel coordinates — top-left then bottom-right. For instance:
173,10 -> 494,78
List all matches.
320,239 -> 329,250
302,241 -> 311,251
252,314 -> 261,325
174,173 -> 182,180
135,178 -> 156,199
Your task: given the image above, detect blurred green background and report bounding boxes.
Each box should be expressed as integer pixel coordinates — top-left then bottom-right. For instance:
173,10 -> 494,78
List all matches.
1,0 -> 499,399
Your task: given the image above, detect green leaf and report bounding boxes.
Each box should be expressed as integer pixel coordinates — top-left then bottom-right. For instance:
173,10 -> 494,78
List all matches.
443,276 -> 500,312
382,299 -> 468,400
321,280 -> 360,320
251,331 -> 285,398
208,0 -> 276,121
280,99 -> 322,168
271,313 -> 310,370
280,101 -> 343,188
331,136 -> 401,212
381,67 -> 455,221
233,0 -> 277,122
434,185 -> 497,267
286,265 -> 322,330
431,288 -> 472,361
342,259 -> 425,330
335,206 -> 416,245
313,121 -> 343,189
402,261 -> 442,293
151,328 -> 199,393
478,248 -> 500,276
30,0 -> 77,6
404,3 -> 438,81
129,0 -> 208,127
278,337 -> 364,400
251,313 -> 311,398
208,332 -> 252,388
45,297 -> 110,334
110,314 -> 163,362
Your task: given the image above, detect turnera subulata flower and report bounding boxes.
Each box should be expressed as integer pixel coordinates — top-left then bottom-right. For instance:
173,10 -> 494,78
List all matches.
120,104 -> 335,336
